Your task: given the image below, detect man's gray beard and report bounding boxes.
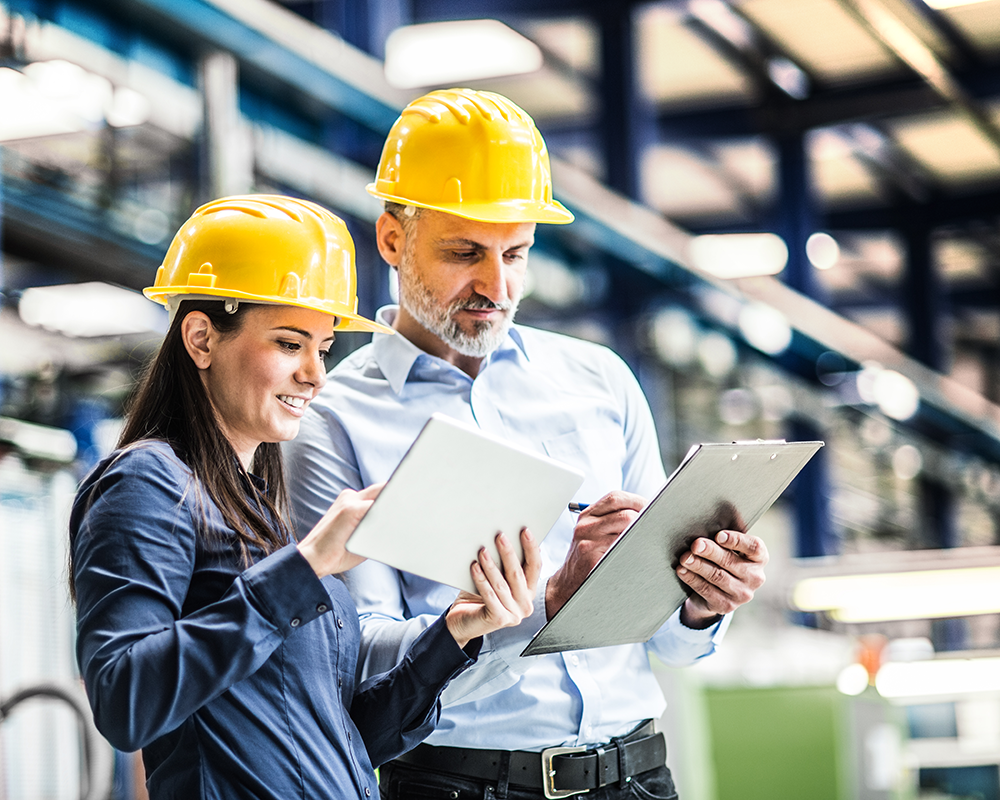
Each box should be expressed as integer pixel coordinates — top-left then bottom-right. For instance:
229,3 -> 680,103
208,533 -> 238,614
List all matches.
398,253 -> 520,358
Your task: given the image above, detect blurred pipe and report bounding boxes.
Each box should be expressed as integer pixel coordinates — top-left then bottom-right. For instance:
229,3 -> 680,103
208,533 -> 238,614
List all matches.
0,682 -> 109,800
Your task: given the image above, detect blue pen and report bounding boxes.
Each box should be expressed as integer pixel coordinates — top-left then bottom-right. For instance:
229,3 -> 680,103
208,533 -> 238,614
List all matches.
568,502 -> 590,513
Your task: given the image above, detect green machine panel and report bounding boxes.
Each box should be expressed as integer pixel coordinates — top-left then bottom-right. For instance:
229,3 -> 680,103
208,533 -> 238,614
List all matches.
704,685 -> 909,800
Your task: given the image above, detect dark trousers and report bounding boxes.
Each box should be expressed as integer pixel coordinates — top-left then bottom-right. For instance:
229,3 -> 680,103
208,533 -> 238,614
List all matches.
378,758 -> 679,800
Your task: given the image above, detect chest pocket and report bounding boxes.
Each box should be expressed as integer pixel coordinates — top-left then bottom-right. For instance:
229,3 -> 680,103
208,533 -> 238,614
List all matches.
542,426 -> 625,505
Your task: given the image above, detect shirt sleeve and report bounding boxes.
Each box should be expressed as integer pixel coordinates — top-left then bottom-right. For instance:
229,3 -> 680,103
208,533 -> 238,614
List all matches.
71,448 -> 333,753
284,405 -> 362,540
292,405 -> 548,705
610,352 -> 733,663
343,554 -> 555,708
350,613 -> 479,767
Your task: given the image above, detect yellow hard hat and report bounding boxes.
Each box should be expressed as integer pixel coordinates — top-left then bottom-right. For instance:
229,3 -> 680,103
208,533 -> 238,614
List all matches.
367,88 -> 574,225
144,194 -> 392,334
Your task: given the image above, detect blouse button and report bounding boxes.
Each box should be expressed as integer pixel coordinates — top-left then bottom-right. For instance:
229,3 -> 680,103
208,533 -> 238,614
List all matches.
337,618 -> 344,628
290,618 -> 301,628
365,789 -> 371,797
317,603 -> 329,614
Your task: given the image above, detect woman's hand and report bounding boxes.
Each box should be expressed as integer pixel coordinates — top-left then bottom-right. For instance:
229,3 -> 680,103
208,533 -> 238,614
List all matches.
297,483 -> 383,578
445,528 -> 541,649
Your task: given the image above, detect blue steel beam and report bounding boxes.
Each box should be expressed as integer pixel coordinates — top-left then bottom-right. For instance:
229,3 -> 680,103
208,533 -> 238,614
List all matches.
120,0 -> 405,133
8,0 -> 1000,469
775,132 -> 825,302
596,4 -> 645,201
827,186 -> 1000,229
1,177 -> 165,290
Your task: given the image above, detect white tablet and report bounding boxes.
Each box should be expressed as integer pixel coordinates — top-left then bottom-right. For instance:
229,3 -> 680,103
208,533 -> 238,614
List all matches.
346,413 -> 585,593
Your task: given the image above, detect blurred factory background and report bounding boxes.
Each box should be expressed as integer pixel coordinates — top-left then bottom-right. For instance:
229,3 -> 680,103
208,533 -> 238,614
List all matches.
3,0 -> 1000,797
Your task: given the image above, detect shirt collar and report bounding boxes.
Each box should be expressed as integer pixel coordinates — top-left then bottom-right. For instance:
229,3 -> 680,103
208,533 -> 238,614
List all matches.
371,305 -> 530,395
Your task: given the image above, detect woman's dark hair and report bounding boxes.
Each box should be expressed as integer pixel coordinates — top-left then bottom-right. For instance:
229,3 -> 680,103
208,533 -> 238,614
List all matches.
70,299 -> 291,600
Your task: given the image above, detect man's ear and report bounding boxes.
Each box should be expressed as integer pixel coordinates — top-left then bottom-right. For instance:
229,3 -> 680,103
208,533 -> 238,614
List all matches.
180,311 -> 214,370
375,211 -> 405,269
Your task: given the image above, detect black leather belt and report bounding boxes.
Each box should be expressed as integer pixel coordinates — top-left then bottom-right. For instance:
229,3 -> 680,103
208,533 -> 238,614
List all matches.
394,721 -> 665,799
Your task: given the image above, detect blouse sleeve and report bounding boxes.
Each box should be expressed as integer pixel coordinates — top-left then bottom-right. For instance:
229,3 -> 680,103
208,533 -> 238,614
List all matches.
71,446 -> 332,752
350,613 -> 480,767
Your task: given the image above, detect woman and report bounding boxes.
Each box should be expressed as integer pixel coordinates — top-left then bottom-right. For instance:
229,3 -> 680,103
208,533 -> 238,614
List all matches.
69,195 -> 540,799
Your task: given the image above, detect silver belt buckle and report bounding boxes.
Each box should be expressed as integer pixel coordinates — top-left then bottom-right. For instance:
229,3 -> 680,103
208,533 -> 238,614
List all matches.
541,746 -> 588,800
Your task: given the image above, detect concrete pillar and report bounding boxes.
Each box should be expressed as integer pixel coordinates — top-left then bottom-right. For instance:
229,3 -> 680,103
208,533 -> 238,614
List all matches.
200,51 -> 253,200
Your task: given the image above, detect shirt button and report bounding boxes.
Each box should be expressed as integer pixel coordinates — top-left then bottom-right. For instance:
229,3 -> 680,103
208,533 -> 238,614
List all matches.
337,618 -> 344,628
317,603 -> 328,614
365,789 -> 371,797
570,655 -> 579,666
290,618 -> 301,628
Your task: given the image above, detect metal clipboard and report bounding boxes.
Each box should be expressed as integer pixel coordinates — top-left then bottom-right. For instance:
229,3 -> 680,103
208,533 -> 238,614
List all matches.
520,439 -> 824,657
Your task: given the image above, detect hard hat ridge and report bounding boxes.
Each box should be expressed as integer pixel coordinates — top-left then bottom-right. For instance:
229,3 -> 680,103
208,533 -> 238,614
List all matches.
143,194 -> 393,334
367,88 -> 574,225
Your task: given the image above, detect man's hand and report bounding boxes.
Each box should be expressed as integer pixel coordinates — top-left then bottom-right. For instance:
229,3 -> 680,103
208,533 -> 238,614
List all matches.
676,530 -> 768,629
545,491 -> 645,619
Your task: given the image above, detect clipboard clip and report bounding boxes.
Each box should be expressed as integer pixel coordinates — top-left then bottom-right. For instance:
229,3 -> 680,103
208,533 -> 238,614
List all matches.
541,746 -> 588,799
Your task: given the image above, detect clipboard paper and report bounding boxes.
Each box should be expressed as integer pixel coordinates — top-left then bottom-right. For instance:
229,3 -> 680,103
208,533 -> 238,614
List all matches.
520,440 -> 823,657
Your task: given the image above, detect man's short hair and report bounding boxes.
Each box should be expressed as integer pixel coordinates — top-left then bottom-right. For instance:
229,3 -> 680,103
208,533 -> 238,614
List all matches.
384,202 -> 423,238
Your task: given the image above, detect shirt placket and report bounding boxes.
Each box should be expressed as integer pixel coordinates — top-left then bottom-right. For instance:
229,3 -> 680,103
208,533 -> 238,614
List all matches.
563,650 -> 602,745
469,361 -> 507,437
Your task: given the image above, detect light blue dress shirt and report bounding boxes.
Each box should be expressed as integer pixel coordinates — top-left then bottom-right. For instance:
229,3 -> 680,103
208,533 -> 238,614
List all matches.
285,306 -> 730,751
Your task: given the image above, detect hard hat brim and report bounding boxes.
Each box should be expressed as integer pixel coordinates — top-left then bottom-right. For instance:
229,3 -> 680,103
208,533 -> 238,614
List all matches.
366,184 -> 575,225
143,287 -> 395,335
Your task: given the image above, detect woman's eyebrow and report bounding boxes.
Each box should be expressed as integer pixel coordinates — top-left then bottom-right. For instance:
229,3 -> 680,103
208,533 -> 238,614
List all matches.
272,325 -> 335,343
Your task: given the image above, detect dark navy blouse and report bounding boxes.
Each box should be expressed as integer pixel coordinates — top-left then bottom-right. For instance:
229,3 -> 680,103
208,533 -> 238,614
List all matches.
70,441 -> 476,799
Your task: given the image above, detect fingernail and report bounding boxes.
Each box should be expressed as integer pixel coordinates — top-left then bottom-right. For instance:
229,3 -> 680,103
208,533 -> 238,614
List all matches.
678,567 -> 688,576
694,539 -> 706,553
717,531 -> 729,544
683,554 -> 695,566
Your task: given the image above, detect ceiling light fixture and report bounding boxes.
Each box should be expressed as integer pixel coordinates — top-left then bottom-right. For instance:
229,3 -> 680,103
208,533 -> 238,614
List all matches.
383,19 -> 543,89
806,232 -> 840,270
876,656 -> 1000,699
688,233 -> 788,279
19,282 -> 167,338
0,60 -> 150,142
738,302 -> 793,355
792,565 -> 1000,622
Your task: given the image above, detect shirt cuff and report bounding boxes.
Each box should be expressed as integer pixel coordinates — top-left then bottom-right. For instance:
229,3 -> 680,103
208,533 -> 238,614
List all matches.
405,612 -> 480,686
242,544 -> 333,635
479,572 -> 548,657
663,604 -> 731,645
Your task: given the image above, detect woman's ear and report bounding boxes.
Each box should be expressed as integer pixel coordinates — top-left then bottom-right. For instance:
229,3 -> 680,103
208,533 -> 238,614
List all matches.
375,211 -> 405,269
180,311 -> 214,370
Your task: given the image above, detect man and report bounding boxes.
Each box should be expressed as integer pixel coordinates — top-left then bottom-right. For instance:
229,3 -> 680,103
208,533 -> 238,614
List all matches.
285,88 -> 768,800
